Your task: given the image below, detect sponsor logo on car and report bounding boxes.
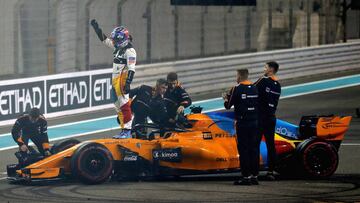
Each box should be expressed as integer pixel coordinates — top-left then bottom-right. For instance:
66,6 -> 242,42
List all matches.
276,126 -> 298,139
153,148 -> 182,162
123,155 -> 138,161
203,132 -> 213,139
322,122 -> 348,129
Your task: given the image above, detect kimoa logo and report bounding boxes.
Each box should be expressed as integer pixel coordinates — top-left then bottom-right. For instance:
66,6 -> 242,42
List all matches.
153,151 -> 179,158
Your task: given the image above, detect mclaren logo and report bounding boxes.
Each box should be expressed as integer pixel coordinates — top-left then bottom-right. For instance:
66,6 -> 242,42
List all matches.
322,122 -> 348,129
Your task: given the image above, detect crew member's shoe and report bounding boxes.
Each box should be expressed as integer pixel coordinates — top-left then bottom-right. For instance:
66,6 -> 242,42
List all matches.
250,176 -> 259,185
264,171 -> 276,181
233,177 -> 252,185
113,129 -> 132,139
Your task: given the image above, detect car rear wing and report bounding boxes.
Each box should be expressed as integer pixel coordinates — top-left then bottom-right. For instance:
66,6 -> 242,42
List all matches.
299,115 -> 352,141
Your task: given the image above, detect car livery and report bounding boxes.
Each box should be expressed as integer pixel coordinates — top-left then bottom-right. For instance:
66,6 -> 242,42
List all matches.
7,111 -> 352,184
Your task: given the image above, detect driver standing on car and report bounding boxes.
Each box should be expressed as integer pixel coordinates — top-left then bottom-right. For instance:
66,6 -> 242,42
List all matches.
223,69 -> 259,185
164,72 -> 192,125
11,107 -> 51,156
254,61 -> 281,181
90,19 -> 136,138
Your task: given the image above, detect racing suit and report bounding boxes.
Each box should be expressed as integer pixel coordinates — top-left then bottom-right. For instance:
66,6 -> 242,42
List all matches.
104,39 -> 136,130
11,115 -> 50,156
91,21 -> 136,130
255,75 -> 281,172
164,84 -> 192,120
225,80 -> 259,178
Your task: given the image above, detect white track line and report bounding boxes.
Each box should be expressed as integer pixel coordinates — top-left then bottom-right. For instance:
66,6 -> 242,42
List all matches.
0,76 -> 359,151
280,83 -> 360,99
342,143 -> 360,146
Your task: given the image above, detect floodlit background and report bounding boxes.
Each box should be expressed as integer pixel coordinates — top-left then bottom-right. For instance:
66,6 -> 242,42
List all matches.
0,0 -> 359,79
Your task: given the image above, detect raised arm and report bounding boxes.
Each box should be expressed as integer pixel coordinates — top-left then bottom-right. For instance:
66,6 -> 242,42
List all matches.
90,19 -> 114,48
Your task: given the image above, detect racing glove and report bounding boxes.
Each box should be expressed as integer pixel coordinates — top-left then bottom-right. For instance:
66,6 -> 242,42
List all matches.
90,19 -> 106,41
176,105 -> 185,114
20,144 -> 28,152
124,70 -> 135,94
44,150 -> 52,157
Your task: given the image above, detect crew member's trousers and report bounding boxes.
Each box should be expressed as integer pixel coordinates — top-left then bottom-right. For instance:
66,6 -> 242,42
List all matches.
236,120 -> 259,177
258,116 -> 277,172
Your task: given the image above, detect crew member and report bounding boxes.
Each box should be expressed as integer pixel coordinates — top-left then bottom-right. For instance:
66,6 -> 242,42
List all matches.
254,61 -> 281,181
91,19 -> 136,138
223,69 -> 259,186
164,72 -> 192,123
12,107 -> 51,156
130,79 -> 170,134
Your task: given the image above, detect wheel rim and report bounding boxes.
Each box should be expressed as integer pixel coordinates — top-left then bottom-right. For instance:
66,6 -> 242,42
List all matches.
84,152 -> 106,174
303,143 -> 337,177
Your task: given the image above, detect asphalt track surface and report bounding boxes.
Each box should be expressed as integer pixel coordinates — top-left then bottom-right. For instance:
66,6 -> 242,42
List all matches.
0,72 -> 360,202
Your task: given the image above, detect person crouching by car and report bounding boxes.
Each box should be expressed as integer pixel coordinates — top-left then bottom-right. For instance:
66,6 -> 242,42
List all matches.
126,78 -> 170,138
223,69 -> 259,185
164,72 -> 192,125
11,107 -> 51,157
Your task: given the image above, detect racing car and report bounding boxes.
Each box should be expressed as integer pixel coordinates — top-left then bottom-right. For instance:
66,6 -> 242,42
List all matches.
7,110 -> 352,184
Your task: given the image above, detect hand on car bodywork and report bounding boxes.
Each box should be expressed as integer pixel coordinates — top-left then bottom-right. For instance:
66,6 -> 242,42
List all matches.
20,144 -> 28,152
44,150 -> 52,156
177,106 -> 185,114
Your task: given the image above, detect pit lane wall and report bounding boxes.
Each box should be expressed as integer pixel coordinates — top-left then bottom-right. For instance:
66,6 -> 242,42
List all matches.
1,41 -> 360,126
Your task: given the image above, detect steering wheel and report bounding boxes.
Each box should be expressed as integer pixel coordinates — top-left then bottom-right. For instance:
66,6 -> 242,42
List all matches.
133,123 -> 163,139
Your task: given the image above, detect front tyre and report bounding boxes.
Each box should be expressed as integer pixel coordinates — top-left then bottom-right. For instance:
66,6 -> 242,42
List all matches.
71,142 -> 113,184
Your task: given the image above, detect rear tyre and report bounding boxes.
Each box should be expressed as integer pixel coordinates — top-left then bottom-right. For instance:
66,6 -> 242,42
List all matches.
297,139 -> 338,178
51,139 -> 80,154
71,142 -> 113,184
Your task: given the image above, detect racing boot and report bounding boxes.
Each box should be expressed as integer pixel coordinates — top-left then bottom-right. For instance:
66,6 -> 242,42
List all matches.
113,129 -> 132,139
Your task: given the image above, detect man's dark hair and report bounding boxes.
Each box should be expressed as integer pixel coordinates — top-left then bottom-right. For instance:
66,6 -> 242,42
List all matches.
156,78 -> 168,86
237,69 -> 249,79
167,72 -> 178,81
29,107 -> 41,118
266,61 -> 279,73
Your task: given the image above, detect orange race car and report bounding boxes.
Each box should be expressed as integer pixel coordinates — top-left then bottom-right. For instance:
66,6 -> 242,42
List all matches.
7,110 -> 352,184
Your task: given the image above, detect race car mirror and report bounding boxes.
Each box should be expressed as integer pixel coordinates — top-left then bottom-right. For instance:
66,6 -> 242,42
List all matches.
190,106 -> 203,114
